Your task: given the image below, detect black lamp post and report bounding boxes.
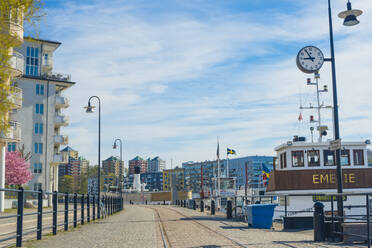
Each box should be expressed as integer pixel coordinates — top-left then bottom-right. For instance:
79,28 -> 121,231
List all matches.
326,0 -> 362,219
85,96 -> 101,218
113,139 -> 123,192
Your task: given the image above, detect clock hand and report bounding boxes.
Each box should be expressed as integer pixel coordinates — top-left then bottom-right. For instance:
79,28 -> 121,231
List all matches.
304,49 -> 314,62
303,57 -> 315,60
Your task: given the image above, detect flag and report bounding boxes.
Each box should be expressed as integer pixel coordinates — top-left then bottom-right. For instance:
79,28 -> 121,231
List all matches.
227,148 -> 236,155
262,163 -> 271,179
298,112 -> 303,121
216,139 -> 220,159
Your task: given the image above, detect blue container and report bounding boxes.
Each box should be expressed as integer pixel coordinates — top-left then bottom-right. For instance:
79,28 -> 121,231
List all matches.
246,204 -> 277,229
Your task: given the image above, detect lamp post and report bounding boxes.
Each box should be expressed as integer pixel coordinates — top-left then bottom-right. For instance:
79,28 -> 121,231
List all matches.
113,139 -> 123,193
326,0 -> 362,219
85,96 -> 101,219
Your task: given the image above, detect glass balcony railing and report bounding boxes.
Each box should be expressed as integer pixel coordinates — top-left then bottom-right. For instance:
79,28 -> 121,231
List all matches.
55,114 -> 69,127
0,121 -> 21,142
55,95 -> 70,108
8,52 -> 24,77
42,72 -> 71,82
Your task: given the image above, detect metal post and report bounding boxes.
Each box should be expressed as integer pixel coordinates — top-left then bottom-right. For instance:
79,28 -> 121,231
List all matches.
87,194 -> 90,222
37,189 -> 43,240
93,195 -> 96,220
313,202 -> 325,242
327,0 -> 343,220
234,197 -> 237,219
201,200 -> 204,212
211,200 -> 215,215
331,196 -> 335,241
73,193 -> 77,228
285,195 -> 288,217
367,194 -> 370,248
81,194 -> 85,225
52,191 -> 57,235
227,200 -> 232,219
16,187 -> 24,247
64,194 -> 69,231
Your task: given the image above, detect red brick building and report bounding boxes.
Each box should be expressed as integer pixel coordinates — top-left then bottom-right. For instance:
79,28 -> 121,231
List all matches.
128,156 -> 148,174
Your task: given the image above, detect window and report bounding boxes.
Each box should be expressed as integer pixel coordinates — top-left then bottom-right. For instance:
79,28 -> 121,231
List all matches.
353,149 -> 364,165
34,123 -> 43,134
341,149 -> 350,166
35,104 -> 44,114
33,183 -> 42,191
280,152 -> 287,169
26,47 -> 39,76
292,151 -> 304,167
7,142 -> 16,152
307,150 -> 320,167
36,84 -> 44,95
324,150 -> 335,166
34,143 -> 43,154
33,163 -> 42,173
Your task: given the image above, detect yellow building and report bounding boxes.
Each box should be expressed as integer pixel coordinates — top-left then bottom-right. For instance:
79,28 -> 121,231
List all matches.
163,167 -> 185,191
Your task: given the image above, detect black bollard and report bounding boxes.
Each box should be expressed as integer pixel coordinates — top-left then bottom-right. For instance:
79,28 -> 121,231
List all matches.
193,200 -> 196,210
184,200 -> 187,208
227,200 -> 232,219
200,200 -> 204,212
146,200 -> 148,205
314,202 -> 325,242
180,200 -> 183,207
211,200 -> 215,215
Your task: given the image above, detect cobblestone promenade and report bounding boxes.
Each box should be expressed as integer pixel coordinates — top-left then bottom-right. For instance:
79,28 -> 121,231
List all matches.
25,205 -> 366,248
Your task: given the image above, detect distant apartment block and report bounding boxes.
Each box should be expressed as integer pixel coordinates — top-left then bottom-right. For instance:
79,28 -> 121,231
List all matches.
163,167 -> 185,191
128,156 -> 148,174
147,156 -> 166,172
102,156 -> 123,180
140,172 -> 163,191
13,37 -> 75,192
58,146 -> 82,185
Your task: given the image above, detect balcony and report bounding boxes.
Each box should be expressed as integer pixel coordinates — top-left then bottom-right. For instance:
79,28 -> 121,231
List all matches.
41,56 -> 53,74
0,121 -> 21,142
42,72 -> 71,82
55,115 -> 69,127
54,135 -> 68,145
55,95 -> 69,109
8,86 -> 22,109
0,13 -> 24,43
53,152 -> 69,164
7,52 -> 24,77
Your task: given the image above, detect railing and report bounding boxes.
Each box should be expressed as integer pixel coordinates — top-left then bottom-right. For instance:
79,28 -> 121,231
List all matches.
54,135 -> 68,145
0,121 -> 21,141
42,72 -> 71,82
53,152 -> 69,164
8,86 -> 22,108
55,95 -> 70,108
54,115 -> 69,126
0,188 -> 124,247
8,52 -> 24,76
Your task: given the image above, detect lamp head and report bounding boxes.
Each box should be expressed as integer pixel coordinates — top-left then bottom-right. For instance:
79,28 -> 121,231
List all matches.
338,1 -> 362,26
84,101 -> 95,113
113,143 -> 117,149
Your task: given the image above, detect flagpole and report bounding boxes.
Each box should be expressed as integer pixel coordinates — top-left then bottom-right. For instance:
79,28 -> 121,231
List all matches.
226,146 -> 229,178
217,137 -> 220,208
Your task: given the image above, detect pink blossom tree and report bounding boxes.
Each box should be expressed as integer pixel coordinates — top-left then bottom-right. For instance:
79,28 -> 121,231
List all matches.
5,151 -> 32,186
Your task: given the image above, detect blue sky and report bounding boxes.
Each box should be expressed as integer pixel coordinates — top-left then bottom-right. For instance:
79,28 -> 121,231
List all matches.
37,0 -> 372,168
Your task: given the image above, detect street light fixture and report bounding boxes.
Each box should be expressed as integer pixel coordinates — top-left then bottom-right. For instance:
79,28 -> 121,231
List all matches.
84,96 -> 101,219
113,138 -> 123,192
326,0 -> 362,221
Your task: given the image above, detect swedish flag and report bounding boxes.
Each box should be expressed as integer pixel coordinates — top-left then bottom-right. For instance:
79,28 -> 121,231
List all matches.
227,148 -> 236,155
262,163 -> 271,178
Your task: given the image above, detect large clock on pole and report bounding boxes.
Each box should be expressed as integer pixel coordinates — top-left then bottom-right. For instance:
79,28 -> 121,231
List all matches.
296,46 -> 324,74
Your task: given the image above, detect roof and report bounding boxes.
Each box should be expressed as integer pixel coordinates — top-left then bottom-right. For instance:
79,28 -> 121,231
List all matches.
22,75 -> 76,86
131,156 -> 144,161
104,156 -> 119,161
24,36 -> 62,46
61,146 -> 76,152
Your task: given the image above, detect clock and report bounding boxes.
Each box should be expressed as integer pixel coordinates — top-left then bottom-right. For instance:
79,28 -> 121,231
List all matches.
296,46 -> 324,74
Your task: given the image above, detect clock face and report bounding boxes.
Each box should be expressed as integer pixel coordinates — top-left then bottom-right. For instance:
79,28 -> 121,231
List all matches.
296,46 -> 324,74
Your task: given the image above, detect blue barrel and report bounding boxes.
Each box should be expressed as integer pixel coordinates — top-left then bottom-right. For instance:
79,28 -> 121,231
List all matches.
246,204 -> 277,229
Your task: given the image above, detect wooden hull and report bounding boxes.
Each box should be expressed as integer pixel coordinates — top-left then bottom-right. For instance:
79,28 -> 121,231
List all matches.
267,168 -> 372,191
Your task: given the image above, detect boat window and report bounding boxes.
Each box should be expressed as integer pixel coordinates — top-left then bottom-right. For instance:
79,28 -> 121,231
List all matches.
292,151 -> 304,167
341,149 -> 350,166
307,150 -> 320,167
353,149 -> 364,165
324,150 -> 335,166
280,152 -> 287,169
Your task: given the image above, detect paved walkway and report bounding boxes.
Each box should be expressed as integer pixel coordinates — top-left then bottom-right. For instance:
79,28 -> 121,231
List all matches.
25,205 -> 160,248
24,205 -> 367,248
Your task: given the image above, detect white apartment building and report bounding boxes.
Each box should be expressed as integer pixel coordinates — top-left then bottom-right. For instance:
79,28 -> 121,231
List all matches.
12,37 -> 75,193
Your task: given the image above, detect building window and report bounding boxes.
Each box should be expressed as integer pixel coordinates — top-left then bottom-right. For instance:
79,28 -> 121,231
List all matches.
35,104 -> 44,114
34,123 -> 43,134
26,46 -> 39,76
34,143 -> 43,154
341,149 -> 350,166
33,183 -> 42,191
353,149 -> 364,165
307,150 -> 320,167
324,150 -> 335,166
7,142 -> 16,152
280,152 -> 287,169
36,84 -> 44,95
292,151 -> 304,167
33,163 -> 42,173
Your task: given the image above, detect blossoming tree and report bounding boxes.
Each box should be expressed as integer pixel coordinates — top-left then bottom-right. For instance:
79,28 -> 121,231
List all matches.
5,151 -> 32,186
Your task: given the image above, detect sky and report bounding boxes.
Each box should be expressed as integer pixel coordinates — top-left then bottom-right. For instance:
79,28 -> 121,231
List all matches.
35,0 -> 372,168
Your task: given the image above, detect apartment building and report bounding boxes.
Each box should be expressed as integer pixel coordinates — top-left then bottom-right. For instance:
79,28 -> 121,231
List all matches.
102,156 -> 123,179
147,156 -> 166,172
13,37 -> 75,193
163,167 -> 185,191
128,156 -> 148,174
58,146 -> 80,184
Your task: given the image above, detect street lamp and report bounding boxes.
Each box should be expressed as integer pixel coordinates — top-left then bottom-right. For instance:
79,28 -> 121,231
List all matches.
113,138 -> 123,192
84,96 -> 101,219
326,0 -> 362,219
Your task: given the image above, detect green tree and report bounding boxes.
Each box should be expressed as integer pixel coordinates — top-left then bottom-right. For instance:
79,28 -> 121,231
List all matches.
59,175 -> 74,193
